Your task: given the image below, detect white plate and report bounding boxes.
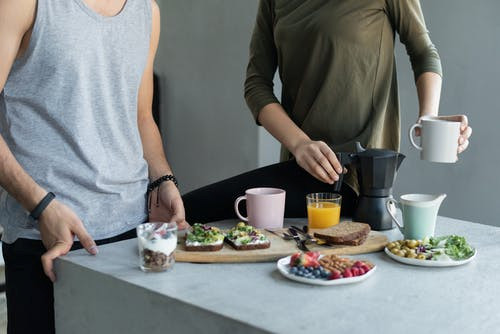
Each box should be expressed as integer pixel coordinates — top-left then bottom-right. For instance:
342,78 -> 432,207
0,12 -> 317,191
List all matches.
276,255 -> 376,286
384,247 -> 476,267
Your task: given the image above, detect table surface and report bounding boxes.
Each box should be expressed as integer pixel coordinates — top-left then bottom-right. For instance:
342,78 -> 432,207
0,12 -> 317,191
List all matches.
58,217 -> 500,334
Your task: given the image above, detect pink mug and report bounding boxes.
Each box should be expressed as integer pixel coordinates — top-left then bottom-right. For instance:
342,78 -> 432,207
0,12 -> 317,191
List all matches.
234,188 -> 286,229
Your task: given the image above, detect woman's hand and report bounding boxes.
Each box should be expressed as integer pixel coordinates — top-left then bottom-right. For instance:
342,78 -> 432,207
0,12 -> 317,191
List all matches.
436,115 -> 472,154
149,181 -> 190,230
39,200 -> 98,282
292,140 -> 344,184
417,115 -> 472,154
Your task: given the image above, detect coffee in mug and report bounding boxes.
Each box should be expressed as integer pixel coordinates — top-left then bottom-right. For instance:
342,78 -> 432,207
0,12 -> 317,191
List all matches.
409,117 -> 461,163
234,188 -> 286,229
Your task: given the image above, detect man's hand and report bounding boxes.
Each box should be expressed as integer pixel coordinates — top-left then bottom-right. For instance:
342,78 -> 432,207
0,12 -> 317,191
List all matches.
149,182 -> 189,230
292,140 -> 344,184
39,200 -> 98,282
417,115 -> 472,154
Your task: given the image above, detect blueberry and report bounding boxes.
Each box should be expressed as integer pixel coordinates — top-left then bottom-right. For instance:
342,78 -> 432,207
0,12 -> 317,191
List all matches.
298,265 -> 304,270
313,269 -> 320,276
290,267 -> 298,274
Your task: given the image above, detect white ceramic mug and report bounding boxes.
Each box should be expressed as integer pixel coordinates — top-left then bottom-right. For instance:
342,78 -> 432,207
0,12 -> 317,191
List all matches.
234,188 -> 286,229
409,117 -> 461,163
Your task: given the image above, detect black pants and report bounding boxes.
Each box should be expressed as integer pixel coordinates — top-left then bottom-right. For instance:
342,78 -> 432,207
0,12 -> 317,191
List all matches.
2,228 -> 137,334
183,159 -> 357,223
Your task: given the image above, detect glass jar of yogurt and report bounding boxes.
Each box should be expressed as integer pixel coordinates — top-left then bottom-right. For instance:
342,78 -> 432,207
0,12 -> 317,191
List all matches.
137,222 -> 177,272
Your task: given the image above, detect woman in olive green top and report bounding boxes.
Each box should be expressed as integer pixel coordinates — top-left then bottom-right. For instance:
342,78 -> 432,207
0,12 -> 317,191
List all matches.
183,0 -> 472,221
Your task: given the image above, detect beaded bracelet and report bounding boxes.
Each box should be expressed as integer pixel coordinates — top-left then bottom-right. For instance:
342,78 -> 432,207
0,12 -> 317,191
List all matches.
147,175 -> 178,213
147,174 -> 178,195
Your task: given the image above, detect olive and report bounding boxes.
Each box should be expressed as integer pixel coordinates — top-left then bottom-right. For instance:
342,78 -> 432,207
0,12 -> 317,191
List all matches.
406,252 -> 417,259
407,240 -> 418,248
396,250 -> 406,257
417,254 -> 427,260
387,242 -> 396,249
402,246 -> 411,252
391,248 -> 400,255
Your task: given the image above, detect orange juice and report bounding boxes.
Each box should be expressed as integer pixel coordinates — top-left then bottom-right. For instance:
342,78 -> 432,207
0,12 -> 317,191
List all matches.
307,202 -> 341,229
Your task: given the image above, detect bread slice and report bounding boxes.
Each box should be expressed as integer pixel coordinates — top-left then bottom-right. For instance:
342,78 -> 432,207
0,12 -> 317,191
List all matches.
333,233 -> 368,246
184,242 -> 224,252
312,222 -> 370,244
225,238 -> 270,251
184,223 -> 225,252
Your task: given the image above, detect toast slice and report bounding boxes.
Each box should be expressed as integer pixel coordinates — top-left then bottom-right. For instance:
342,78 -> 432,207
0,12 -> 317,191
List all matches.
185,223 -> 225,252
225,222 -> 271,251
225,238 -> 270,251
184,242 -> 224,252
333,233 -> 369,246
312,222 -> 370,244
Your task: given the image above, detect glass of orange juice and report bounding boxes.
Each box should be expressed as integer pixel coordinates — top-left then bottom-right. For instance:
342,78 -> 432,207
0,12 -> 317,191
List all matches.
306,193 -> 342,229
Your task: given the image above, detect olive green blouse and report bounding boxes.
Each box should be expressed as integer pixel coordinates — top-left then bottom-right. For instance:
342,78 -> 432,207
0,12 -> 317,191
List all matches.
244,0 -> 442,193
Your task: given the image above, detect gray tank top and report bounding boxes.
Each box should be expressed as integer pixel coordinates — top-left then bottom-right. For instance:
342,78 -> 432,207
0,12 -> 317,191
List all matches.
0,0 -> 151,243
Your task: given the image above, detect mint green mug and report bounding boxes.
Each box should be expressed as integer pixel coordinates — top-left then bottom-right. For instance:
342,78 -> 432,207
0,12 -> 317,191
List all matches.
386,194 -> 446,240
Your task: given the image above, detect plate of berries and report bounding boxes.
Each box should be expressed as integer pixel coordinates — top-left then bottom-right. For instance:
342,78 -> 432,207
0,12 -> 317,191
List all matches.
277,252 -> 376,286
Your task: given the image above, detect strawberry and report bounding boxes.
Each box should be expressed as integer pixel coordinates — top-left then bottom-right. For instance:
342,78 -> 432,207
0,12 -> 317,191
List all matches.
289,252 -> 302,267
358,267 -> 366,275
306,251 -> 321,259
351,267 -> 360,276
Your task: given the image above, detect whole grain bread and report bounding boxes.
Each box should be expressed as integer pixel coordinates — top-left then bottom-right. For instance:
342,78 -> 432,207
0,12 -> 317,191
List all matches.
333,233 -> 369,246
225,238 -> 271,251
184,242 -> 224,252
312,222 -> 370,244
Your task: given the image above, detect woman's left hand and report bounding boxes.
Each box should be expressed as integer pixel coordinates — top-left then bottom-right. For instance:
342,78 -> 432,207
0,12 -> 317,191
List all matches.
148,181 -> 190,230
435,115 -> 472,154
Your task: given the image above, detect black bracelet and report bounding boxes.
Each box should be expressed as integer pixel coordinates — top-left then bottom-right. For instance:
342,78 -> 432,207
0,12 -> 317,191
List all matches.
29,192 -> 56,220
147,174 -> 178,194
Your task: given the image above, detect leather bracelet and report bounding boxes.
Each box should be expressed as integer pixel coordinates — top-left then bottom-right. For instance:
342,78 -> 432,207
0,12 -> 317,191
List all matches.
147,174 -> 178,194
29,192 -> 56,220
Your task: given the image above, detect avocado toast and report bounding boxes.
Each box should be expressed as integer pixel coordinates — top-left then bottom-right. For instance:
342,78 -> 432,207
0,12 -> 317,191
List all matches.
185,223 -> 225,251
225,222 -> 271,250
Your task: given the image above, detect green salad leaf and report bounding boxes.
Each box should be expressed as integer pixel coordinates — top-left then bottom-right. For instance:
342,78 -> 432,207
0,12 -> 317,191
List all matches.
444,235 -> 475,260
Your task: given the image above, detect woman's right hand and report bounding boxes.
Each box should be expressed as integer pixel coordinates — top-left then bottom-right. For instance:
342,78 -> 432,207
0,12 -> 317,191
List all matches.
39,199 -> 98,282
292,140 -> 344,184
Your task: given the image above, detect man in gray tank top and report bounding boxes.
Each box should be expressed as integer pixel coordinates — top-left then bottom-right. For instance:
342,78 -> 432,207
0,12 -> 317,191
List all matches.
0,0 -> 187,333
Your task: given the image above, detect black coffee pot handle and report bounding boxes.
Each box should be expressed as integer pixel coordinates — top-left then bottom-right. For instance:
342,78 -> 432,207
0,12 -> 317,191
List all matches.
333,152 -> 356,193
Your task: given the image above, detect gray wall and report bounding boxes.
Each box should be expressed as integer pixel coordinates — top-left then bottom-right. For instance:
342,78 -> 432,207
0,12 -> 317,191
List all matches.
155,1 -> 260,193
395,0 -> 500,226
156,1 -> 499,226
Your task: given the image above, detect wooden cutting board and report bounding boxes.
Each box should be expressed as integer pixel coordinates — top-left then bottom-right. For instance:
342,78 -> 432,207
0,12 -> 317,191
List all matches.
175,230 -> 388,263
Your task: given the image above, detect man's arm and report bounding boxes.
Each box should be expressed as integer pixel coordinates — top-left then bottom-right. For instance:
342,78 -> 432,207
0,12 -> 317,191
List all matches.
0,0 -> 97,282
137,1 -> 188,228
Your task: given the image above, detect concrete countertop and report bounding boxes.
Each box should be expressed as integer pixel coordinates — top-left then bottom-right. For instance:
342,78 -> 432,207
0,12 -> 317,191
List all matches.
54,217 -> 500,334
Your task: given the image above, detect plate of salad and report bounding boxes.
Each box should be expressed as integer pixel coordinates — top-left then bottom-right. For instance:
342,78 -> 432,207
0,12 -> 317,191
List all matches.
385,235 -> 476,267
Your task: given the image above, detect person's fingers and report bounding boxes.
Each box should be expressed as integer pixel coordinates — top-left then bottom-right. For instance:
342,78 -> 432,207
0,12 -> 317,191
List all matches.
41,242 -> 71,282
414,127 -> 421,137
176,220 -> 190,231
315,155 -> 337,183
306,157 -> 332,184
458,139 -> 469,154
72,222 -> 98,255
439,115 -> 469,131
459,115 -> 469,131
460,126 -> 472,142
319,143 -> 343,174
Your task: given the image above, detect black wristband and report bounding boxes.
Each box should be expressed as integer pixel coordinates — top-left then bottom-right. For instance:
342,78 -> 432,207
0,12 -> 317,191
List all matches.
147,175 -> 178,194
29,192 -> 56,220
